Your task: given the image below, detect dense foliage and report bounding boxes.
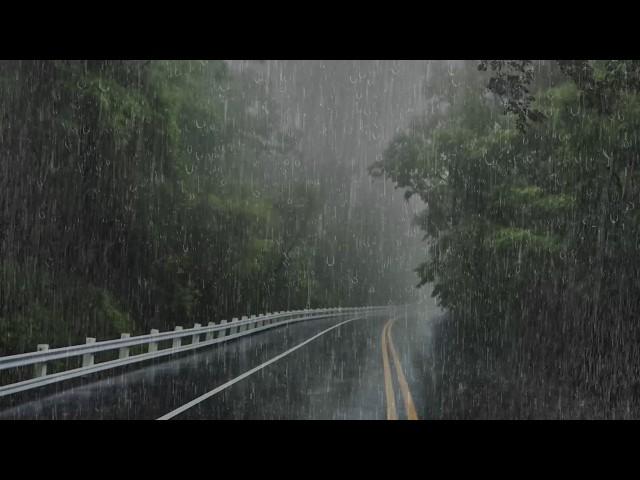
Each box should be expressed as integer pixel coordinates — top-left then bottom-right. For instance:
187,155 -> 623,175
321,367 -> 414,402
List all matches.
0,60 -> 418,356
372,60 -> 640,417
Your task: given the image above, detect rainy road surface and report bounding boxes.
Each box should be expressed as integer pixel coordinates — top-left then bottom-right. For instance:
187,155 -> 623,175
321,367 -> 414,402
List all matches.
0,304 -> 443,420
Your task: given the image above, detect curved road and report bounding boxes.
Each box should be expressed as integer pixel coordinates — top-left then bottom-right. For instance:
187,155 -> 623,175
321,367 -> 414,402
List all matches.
0,303 -> 443,420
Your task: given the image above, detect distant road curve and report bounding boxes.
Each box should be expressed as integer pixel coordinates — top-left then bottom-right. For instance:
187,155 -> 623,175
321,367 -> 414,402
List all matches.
0,305 -> 439,420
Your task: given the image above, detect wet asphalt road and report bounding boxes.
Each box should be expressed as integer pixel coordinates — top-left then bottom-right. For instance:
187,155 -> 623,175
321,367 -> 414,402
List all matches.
0,303 -> 443,420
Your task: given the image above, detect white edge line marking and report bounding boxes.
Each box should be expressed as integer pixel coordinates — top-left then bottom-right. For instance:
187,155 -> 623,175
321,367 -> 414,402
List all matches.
0,312 -> 351,398
157,315 -> 364,420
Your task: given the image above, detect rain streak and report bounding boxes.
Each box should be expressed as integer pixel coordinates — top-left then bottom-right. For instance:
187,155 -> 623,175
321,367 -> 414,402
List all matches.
0,60 -> 637,420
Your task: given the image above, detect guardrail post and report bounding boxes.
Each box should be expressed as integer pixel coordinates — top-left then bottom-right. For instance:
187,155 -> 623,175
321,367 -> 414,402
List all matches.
217,320 -> 227,338
119,334 -> 130,359
206,322 -> 215,340
192,324 -> 201,344
250,314 -> 257,328
82,338 -> 96,367
33,344 -> 49,378
230,317 -> 239,335
149,329 -> 159,353
173,326 -> 183,348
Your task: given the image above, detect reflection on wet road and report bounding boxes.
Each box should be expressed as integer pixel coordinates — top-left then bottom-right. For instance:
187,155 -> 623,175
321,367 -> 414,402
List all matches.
0,304 -> 443,420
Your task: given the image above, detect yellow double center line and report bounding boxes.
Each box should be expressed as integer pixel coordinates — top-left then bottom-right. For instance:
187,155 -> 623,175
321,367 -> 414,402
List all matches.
381,317 -> 418,420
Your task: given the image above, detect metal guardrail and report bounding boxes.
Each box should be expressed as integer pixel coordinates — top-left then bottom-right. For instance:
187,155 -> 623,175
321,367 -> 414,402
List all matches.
0,305 -> 390,397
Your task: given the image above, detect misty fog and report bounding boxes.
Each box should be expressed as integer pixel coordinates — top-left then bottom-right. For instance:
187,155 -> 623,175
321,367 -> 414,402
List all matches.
1,60 -> 639,420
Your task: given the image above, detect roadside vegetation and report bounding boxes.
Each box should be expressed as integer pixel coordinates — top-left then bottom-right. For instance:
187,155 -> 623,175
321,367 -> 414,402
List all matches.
372,60 -> 640,418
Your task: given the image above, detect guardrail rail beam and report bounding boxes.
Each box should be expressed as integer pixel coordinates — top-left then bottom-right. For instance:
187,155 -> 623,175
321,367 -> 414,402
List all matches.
0,305 -> 394,399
